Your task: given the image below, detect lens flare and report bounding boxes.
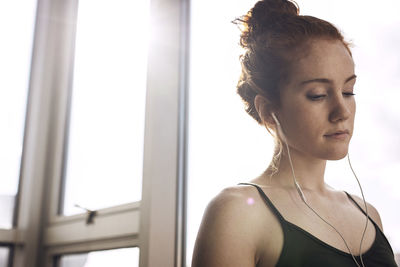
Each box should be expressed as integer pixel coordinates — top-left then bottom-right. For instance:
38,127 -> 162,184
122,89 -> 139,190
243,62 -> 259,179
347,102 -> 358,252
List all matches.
247,198 -> 255,205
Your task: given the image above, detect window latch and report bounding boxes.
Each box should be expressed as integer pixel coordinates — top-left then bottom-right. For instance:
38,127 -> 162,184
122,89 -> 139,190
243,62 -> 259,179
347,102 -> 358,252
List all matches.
74,204 -> 98,224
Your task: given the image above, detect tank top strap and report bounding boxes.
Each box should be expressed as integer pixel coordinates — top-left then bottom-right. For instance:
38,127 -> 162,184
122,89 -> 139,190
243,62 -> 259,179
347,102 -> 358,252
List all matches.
345,191 -> 397,258
344,191 -> 377,226
238,182 -> 286,223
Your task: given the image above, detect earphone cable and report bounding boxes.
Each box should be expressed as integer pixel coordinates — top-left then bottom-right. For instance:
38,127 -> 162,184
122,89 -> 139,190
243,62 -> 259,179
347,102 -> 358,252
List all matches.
348,153 -> 369,267
284,141 -> 365,267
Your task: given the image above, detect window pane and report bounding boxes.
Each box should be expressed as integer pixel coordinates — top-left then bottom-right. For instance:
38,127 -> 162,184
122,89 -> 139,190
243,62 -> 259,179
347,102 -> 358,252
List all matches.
187,0 -> 400,266
61,0 -> 150,215
58,247 -> 139,267
0,1 -> 37,228
0,247 -> 10,267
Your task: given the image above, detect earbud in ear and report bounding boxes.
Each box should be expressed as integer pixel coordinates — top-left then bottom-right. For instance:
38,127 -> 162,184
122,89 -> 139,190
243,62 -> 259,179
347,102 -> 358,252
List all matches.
271,112 -> 280,126
271,112 -> 287,143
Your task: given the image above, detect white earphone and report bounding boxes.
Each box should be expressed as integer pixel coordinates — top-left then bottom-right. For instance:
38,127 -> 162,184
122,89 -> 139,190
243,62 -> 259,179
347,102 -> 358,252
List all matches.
271,112 -> 287,143
271,112 -> 306,201
271,112 -> 280,126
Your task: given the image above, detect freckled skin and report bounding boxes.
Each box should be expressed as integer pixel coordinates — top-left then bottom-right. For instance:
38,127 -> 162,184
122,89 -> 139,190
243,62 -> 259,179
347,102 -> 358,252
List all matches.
276,39 -> 356,161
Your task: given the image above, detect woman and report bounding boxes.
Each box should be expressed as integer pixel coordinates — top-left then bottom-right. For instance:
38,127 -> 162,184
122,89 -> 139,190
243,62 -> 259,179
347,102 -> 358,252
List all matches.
191,0 -> 398,266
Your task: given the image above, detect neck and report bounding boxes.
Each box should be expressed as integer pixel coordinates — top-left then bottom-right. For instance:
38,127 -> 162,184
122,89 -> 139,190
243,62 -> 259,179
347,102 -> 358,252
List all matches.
265,145 -> 328,192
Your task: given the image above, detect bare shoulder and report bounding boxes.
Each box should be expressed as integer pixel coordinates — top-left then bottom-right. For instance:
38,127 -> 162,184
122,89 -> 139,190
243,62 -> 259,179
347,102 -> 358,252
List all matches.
347,193 -> 384,231
191,185 -> 281,267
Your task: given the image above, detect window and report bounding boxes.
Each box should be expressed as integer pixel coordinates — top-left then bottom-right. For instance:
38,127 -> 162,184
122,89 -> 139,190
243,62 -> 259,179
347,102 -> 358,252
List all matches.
0,0 -> 36,230
0,247 -> 11,267
56,247 -> 139,267
0,195 -> 15,229
0,0 -> 37,266
3,0 -> 187,265
61,0 -> 147,216
187,0 -> 400,266
35,0 -> 188,265
35,0 -> 150,265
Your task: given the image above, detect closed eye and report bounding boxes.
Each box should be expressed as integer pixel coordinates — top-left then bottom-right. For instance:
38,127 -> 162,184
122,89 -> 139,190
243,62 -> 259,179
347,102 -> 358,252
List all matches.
308,93 -> 356,101
308,95 -> 326,101
343,92 -> 356,97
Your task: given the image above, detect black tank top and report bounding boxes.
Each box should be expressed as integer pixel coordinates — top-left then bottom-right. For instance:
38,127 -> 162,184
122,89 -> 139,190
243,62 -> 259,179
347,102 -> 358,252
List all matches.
238,183 -> 398,267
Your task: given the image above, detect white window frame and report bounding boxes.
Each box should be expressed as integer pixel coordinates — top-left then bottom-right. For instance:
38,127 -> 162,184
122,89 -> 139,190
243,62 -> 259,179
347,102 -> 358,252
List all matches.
5,0 -> 190,266
139,0 -> 189,265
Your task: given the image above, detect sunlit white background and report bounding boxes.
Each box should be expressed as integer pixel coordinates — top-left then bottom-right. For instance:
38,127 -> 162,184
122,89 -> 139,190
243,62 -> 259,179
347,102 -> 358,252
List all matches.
187,0 -> 400,266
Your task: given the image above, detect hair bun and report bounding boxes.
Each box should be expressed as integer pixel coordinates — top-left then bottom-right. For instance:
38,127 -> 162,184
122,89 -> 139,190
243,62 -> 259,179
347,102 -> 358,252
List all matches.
234,0 -> 300,49
251,0 -> 299,20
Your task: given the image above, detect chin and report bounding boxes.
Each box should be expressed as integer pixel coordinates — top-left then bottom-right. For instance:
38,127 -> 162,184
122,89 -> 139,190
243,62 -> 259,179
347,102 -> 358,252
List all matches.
323,147 -> 349,160
327,153 -> 348,161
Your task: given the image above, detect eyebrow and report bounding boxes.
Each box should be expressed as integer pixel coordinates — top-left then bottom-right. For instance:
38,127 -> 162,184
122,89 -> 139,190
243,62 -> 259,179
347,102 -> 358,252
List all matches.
300,74 -> 357,86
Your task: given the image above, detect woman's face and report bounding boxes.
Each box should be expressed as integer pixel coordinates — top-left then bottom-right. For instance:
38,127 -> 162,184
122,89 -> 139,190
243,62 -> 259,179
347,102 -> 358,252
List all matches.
276,39 -> 356,160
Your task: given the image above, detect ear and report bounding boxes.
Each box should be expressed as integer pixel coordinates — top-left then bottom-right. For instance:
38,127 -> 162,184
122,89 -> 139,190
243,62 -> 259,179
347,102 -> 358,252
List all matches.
254,94 -> 275,126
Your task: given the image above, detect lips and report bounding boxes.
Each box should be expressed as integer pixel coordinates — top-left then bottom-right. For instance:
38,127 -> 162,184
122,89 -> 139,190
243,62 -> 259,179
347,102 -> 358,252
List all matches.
324,129 -> 349,136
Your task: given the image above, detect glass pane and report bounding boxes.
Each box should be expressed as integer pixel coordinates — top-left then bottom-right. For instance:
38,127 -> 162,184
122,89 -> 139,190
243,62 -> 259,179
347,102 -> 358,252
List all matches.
61,0 -> 150,215
187,0 -> 400,266
58,247 -> 139,267
0,247 -> 10,267
0,1 -> 37,228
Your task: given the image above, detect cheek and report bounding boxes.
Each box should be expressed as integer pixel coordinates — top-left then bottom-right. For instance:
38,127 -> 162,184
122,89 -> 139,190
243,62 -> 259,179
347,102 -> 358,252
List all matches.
349,101 -> 356,131
347,98 -> 356,120
284,104 -> 324,138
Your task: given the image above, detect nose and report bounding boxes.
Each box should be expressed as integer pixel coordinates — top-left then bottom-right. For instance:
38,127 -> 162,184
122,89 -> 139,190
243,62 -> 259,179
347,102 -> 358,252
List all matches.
328,93 -> 352,123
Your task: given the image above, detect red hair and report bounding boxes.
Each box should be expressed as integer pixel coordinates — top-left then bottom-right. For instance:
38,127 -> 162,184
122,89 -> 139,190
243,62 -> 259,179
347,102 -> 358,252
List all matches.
234,0 -> 352,124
